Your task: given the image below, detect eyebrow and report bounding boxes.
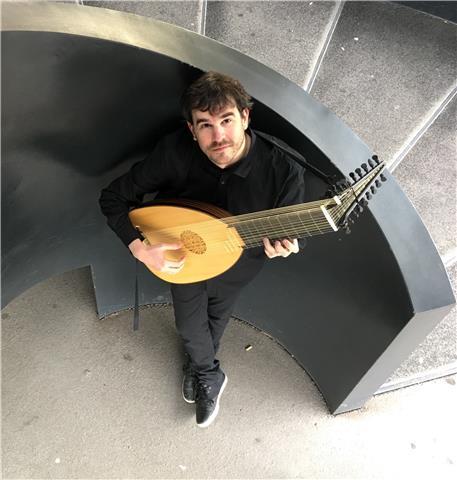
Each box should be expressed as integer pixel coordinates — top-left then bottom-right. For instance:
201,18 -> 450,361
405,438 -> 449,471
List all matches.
195,112 -> 235,126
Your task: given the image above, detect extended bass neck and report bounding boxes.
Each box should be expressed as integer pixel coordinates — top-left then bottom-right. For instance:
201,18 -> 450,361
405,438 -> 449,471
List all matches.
223,158 -> 386,248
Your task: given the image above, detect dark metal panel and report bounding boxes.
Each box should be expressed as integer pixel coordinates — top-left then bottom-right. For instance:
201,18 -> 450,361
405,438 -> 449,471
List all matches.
2,3 -> 455,414
395,1 -> 457,24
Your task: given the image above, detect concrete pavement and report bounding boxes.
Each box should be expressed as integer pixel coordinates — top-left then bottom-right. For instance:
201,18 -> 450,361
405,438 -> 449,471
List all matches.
2,267 -> 456,479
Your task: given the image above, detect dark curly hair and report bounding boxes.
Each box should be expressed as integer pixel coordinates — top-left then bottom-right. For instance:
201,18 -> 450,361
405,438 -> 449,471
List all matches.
181,71 -> 254,123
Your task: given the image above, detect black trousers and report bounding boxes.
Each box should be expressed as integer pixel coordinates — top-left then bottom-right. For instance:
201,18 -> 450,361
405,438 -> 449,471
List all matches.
170,252 -> 265,397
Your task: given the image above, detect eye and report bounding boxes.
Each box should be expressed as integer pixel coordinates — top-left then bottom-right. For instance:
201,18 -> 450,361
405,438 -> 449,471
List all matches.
223,118 -> 232,124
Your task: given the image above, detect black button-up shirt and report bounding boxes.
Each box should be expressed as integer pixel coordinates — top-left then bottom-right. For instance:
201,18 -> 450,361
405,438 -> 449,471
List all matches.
99,127 -> 306,252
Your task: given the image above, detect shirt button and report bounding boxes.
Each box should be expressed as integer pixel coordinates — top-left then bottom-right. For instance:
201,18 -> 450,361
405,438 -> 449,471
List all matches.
220,176 -> 226,185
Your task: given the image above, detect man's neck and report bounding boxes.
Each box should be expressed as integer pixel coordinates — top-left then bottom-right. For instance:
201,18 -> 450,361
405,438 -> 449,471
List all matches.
236,131 -> 251,163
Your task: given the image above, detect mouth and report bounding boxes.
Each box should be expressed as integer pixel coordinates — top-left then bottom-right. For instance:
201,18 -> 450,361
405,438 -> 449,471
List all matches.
212,144 -> 230,152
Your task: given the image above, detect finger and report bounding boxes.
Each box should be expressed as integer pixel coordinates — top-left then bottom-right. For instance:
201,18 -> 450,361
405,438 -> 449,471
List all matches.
280,239 -> 293,256
274,240 -> 288,255
291,238 -> 299,252
166,257 -> 186,268
282,239 -> 299,253
159,242 -> 183,251
263,238 -> 278,258
263,238 -> 276,255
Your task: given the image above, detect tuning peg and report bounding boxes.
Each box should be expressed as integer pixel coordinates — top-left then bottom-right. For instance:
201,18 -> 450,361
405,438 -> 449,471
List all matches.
380,173 -> 387,182
370,186 -> 377,194
334,180 -> 345,193
368,158 -> 376,168
349,172 -> 357,182
344,226 -> 351,235
356,204 -> 364,214
361,163 -> 369,173
372,155 -> 380,164
366,191 -> 372,200
360,198 -> 369,208
355,168 -> 363,178
375,179 -> 381,188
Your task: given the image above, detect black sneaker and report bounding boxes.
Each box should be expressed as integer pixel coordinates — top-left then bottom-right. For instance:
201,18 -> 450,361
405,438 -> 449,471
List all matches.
182,362 -> 197,404
196,373 -> 228,428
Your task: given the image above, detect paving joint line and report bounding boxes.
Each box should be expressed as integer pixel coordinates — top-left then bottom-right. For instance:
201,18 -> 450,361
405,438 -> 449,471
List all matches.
305,0 -> 345,93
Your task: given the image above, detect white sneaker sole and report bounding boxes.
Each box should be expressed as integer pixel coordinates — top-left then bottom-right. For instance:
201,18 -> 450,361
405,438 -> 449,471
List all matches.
197,374 -> 228,428
182,376 -> 196,404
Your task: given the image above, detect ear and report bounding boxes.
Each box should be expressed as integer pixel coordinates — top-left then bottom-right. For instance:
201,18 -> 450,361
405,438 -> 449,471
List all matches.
241,108 -> 250,129
187,121 -> 196,139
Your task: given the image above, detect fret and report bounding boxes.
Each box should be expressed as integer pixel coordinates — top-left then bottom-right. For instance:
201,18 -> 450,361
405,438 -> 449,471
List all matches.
267,215 -> 287,239
236,220 -> 264,247
266,216 -> 275,238
293,210 -> 317,235
286,211 -> 307,237
249,218 -> 264,240
276,216 -> 289,238
309,210 -> 323,234
297,211 -> 314,236
234,222 -> 251,244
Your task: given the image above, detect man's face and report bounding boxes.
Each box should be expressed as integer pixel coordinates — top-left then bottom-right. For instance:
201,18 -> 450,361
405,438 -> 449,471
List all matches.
188,103 -> 250,169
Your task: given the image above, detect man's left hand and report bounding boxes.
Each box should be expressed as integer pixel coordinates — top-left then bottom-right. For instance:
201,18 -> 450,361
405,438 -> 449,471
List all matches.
263,238 -> 299,259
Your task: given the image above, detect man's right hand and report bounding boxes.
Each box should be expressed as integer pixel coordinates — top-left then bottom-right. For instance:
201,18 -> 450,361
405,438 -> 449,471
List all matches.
128,238 -> 185,274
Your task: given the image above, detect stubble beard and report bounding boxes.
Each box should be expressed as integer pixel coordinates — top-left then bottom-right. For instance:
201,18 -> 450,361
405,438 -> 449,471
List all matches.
209,132 -> 246,168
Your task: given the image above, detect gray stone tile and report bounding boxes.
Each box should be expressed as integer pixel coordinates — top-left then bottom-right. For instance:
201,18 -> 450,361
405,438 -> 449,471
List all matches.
84,0 -> 202,32
311,1 -> 456,163
388,262 -> 457,382
393,97 -> 457,258
205,0 -> 338,86
3,268 -> 456,478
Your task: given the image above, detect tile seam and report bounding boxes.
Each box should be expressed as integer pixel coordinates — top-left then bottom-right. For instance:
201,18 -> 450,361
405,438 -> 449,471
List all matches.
389,85 -> 457,172
199,0 -> 207,36
305,0 -> 345,93
443,248 -> 457,269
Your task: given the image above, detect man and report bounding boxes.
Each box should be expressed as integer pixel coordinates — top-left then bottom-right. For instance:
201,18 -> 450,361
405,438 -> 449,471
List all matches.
99,71 -> 305,428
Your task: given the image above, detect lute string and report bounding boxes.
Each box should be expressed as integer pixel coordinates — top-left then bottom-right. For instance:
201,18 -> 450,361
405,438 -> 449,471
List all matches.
140,201 -> 349,243
146,216 -> 334,243
143,199 -> 346,238
136,188 -> 357,246
142,204 -> 351,251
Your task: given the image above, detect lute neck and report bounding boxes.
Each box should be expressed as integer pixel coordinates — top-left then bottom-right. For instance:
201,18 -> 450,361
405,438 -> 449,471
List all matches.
223,196 -> 347,249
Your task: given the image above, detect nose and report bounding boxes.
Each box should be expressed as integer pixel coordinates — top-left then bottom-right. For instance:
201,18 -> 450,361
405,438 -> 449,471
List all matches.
212,125 -> 224,143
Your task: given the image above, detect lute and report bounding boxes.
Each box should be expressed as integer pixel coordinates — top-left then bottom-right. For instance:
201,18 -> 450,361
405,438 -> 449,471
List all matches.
129,157 -> 386,283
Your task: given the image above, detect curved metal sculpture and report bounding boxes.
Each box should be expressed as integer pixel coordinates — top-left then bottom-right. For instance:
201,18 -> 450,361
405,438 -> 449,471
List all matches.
2,3 -> 455,414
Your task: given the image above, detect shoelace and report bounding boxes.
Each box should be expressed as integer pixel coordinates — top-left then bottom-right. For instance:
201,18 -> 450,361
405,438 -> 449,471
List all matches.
196,384 -> 215,405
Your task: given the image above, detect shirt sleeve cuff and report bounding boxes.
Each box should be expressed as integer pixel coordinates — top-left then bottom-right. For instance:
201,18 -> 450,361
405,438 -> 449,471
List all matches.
117,224 -> 144,248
